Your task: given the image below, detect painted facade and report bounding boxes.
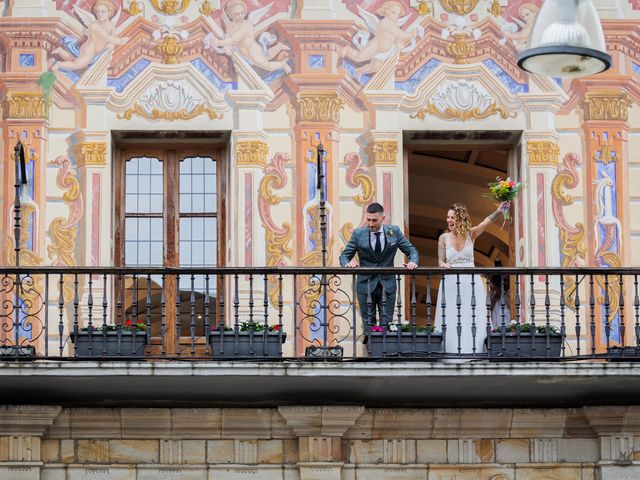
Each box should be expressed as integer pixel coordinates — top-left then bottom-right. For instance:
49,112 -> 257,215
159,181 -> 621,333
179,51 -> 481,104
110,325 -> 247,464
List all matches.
1,0 -> 640,349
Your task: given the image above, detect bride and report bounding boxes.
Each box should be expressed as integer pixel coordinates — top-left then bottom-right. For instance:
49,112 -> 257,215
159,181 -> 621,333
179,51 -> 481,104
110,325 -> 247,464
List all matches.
435,202 -> 507,357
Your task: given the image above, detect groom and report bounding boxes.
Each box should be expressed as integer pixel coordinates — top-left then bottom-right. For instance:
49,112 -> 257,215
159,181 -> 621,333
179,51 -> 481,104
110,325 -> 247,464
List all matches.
339,203 -> 419,327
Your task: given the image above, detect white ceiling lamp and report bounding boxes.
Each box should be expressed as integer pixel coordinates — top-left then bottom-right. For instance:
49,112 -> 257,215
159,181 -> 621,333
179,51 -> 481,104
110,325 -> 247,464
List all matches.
517,0 -> 611,78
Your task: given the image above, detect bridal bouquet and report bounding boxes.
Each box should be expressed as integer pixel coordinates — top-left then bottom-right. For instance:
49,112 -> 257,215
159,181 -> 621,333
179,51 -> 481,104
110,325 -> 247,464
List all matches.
487,177 -> 521,222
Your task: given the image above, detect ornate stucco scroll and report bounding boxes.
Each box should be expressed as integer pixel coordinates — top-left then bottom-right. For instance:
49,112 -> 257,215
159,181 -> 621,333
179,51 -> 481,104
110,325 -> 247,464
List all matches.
117,81 -> 222,121
344,153 -> 375,206
410,80 -> 515,121
258,153 -> 293,303
47,155 -> 83,300
551,152 -> 585,308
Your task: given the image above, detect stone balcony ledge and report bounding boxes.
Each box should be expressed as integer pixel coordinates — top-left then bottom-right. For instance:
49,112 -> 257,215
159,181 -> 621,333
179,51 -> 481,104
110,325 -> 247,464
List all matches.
2,361 -> 640,408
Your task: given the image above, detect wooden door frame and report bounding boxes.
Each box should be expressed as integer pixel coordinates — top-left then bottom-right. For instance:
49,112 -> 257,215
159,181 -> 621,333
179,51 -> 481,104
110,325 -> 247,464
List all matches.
113,141 -> 227,355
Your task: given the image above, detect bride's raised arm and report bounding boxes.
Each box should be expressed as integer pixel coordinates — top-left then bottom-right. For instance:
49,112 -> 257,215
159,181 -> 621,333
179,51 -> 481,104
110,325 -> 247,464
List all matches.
437,233 -> 449,268
470,202 -> 508,241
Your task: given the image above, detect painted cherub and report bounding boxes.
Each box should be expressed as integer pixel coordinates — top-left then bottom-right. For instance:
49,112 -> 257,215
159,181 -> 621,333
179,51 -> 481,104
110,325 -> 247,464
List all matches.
48,0 -> 129,72
206,0 -> 291,73
500,3 -> 539,51
341,1 -> 423,78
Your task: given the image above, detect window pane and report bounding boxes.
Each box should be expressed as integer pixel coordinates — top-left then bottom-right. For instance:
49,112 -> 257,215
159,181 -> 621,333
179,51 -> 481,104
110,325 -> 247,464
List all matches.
125,218 -> 137,241
204,218 -> 217,242
181,218 -> 191,241
180,156 -> 216,214
126,157 -> 163,214
125,241 -> 137,265
192,194 -> 204,212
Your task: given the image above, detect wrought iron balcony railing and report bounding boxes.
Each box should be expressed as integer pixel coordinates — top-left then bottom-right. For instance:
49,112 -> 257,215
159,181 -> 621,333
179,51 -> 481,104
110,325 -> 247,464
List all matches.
1,266 -> 638,361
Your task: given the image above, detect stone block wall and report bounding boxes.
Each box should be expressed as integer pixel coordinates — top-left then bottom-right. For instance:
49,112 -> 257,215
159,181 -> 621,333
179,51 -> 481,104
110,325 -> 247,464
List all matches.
1,406 -> 640,479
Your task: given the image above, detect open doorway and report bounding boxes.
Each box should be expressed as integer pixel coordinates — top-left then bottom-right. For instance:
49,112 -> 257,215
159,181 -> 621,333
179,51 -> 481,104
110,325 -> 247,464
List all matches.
405,132 -> 518,321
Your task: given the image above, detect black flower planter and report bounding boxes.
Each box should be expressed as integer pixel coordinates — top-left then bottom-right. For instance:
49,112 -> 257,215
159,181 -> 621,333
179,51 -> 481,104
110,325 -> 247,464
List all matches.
72,331 -> 147,357
486,333 -> 563,359
364,332 -> 443,358
607,346 -> 640,361
209,331 -> 286,358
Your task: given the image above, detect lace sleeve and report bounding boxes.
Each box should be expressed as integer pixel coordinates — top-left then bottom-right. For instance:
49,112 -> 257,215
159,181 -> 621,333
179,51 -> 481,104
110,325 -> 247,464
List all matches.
438,234 -> 446,267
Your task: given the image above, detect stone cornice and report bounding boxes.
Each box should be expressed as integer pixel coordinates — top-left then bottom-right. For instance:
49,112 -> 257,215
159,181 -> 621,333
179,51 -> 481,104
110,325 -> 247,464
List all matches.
560,75 -> 639,116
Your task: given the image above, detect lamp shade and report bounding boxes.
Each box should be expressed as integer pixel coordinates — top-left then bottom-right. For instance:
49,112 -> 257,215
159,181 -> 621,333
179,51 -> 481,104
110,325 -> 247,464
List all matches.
517,0 -> 611,78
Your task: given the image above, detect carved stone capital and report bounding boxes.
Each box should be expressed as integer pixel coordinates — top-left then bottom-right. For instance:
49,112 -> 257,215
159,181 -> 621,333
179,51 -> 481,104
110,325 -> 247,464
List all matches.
369,140 -> 398,166
582,92 -> 631,122
4,92 -> 48,119
76,142 -> 107,168
235,140 -> 268,168
296,92 -> 344,123
527,141 -> 559,167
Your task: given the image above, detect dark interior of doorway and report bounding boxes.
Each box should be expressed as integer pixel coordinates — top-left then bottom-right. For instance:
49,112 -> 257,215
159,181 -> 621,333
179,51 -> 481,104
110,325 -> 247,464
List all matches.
407,145 -> 513,321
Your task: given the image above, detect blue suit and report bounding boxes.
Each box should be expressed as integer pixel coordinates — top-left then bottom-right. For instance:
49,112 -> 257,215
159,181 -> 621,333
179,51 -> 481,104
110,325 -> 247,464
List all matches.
339,224 -> 419,326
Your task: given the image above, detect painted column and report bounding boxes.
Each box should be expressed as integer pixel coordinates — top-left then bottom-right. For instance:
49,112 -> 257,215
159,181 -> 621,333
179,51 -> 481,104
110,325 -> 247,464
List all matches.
580,90 -> 631,349
519,84 -> 568,325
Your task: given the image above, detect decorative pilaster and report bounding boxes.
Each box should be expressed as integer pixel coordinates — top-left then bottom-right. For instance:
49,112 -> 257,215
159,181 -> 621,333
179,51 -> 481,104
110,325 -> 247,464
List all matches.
580,89 -> 630,350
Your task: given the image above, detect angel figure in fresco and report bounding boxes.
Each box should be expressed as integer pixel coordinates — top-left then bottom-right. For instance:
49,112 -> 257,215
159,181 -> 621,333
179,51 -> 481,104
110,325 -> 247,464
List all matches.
205,0 -> 291,73
499,3 -> 539,51
48,0 -> 129,72
341,1 -> 424,79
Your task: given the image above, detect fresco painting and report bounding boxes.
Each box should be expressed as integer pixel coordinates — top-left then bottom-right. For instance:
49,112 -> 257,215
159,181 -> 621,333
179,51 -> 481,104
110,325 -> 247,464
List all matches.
1,0 -> 640,354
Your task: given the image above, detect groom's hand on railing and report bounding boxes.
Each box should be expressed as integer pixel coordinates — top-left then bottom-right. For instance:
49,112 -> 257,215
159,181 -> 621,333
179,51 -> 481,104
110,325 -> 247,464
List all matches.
404,262 -> 418,270
346,259 -> 359,267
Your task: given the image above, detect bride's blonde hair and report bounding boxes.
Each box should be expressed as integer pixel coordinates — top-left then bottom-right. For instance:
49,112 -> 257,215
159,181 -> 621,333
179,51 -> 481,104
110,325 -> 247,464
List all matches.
448,202 -> 471,239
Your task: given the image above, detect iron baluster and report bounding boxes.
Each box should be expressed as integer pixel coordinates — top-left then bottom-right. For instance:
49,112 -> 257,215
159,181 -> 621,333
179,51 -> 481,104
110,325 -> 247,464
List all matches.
559,275 -> 566,358
190,273 -> 196,356
589,274 -> 596,357
574,274 -> 581,356
455,273 -> 461,356
277,273 -> 284,357
544,274 -> 551,357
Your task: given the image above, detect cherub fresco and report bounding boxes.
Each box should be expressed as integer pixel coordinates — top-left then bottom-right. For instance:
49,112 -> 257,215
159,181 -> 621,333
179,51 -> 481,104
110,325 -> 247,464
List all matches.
341,1 -> 424,79
205,0 -> 291,74
499,2 -> 539,51
48,0 -> 129,72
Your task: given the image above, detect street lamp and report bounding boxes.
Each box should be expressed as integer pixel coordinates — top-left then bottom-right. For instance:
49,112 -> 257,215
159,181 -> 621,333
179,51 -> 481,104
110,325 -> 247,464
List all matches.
517,0 -> 611,78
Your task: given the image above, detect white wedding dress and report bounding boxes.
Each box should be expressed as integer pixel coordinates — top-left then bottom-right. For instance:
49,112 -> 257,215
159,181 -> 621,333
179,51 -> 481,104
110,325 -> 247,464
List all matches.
435,235 -> 488,356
